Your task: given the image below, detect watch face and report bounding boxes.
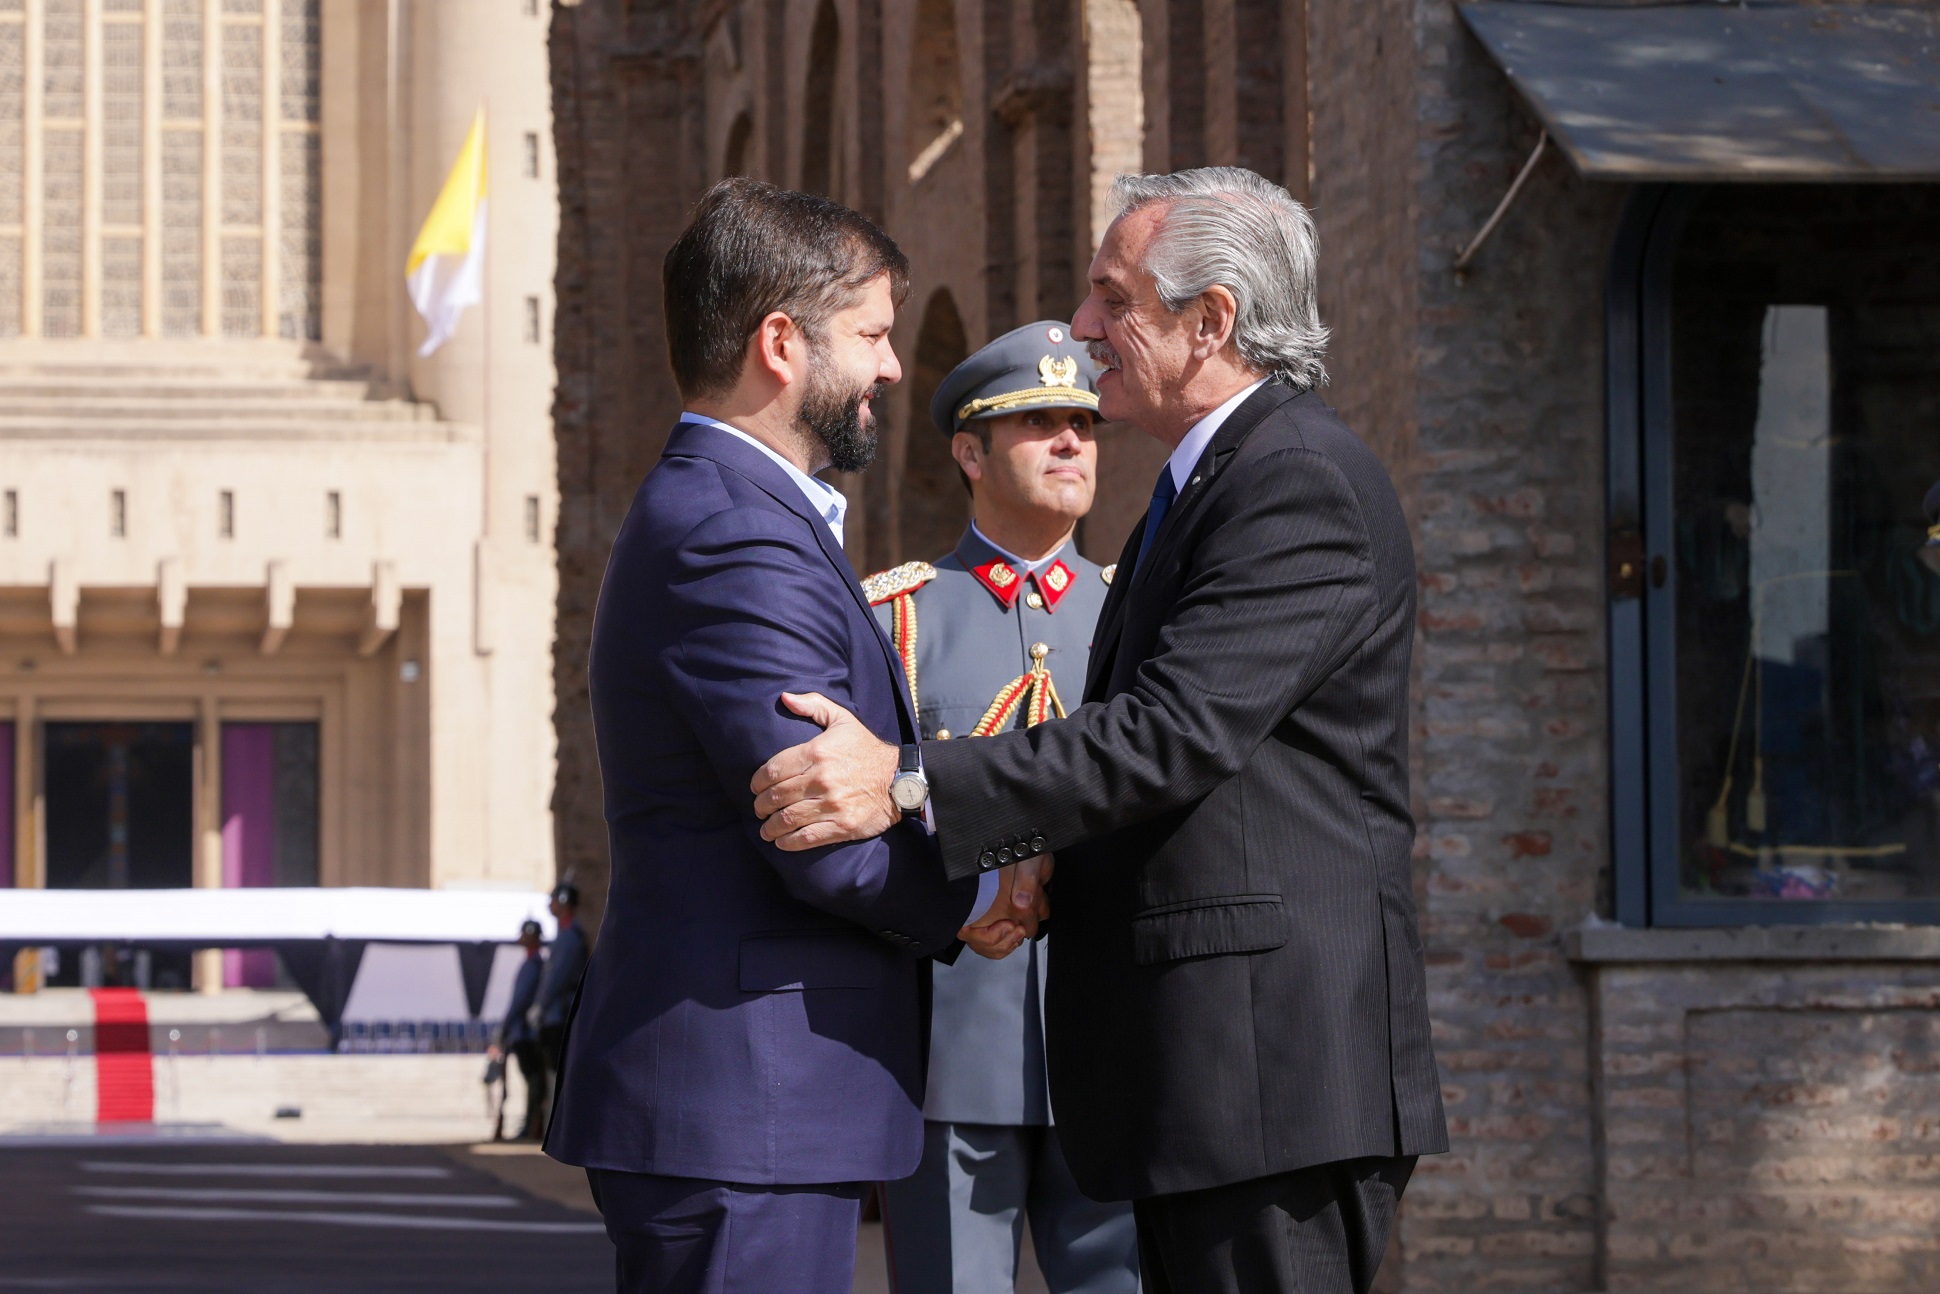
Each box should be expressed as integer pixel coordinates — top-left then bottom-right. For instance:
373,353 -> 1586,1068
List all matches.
892,775 -> 926,812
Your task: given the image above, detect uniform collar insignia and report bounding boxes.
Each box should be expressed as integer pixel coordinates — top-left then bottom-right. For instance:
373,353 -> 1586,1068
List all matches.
971,558 -> 1022,607
1035,559 -> 1074,611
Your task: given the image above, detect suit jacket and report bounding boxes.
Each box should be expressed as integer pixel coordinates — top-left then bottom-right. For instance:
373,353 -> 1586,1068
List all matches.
869,526 -> 1111,1125
922,381 -> 1448,1201
546,420 -> 980,1186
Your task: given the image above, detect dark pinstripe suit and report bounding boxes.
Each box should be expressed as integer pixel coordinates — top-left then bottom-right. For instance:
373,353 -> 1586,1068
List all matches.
920,380 -> 1447,1289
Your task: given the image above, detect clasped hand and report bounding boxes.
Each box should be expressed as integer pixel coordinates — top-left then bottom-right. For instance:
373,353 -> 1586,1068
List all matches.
750,691 -> 1051,960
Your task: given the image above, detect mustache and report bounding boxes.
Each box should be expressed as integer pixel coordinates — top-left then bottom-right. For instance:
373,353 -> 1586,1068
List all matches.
1087,341 -> 1121,370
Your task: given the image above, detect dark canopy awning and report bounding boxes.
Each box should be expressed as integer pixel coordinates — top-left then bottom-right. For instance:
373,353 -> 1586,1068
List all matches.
1458,3 -> 1940,181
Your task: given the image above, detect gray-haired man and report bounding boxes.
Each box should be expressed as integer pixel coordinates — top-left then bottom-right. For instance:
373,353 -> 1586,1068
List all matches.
864,321 -> 1139,1294
753,167 -> 1447,1293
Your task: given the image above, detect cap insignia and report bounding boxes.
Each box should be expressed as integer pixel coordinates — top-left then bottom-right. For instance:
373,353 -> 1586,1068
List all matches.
1047,326 -> 1065,344
862,560 -> 938,605
971,558 -> 1023,608
1038,355 -> 1079,389
1100,563 -> 1116,586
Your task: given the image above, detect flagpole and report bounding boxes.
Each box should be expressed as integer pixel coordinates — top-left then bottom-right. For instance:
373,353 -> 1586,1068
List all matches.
480,100 -> 492,541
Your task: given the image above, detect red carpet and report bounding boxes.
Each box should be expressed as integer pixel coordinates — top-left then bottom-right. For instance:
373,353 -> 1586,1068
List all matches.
90,988 -> 154,1123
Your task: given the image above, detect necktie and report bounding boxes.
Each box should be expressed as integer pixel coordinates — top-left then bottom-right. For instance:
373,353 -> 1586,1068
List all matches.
1133,465 -> 1178,574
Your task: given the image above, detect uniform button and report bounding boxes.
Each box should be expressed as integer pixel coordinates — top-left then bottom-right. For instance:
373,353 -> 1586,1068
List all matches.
1030,836 -> 1047,853
979,851 -> 997,868
998,848 -> 1014,864
1030,642 -> 1049,662
935,728 -> 952,740
1026,591 -> 1045,610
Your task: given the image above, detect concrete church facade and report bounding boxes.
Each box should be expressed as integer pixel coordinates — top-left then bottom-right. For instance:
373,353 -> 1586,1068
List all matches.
552,1 -> 1940,1289
2,0 -> 563,993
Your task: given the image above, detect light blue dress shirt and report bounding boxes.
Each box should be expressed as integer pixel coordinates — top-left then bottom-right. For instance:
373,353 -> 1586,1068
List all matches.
681,413 -> 849,545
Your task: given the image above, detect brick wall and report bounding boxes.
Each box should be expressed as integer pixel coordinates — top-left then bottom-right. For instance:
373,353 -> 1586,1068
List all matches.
1592,959 -> 1940,1291
550,0 -> 707,932
1398,3 -> 1624,1287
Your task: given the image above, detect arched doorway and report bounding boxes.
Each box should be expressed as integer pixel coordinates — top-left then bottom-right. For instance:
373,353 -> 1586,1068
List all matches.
800,0 -> 840,195
899,290 -> 971,565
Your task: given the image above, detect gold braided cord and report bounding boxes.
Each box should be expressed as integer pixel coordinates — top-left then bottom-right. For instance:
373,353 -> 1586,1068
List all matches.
972,662 -> 1066,737
971,674 -> 1034,738
891,594 -> 919,715
957,386 -> 1100,423
1037,670 -> 1067,723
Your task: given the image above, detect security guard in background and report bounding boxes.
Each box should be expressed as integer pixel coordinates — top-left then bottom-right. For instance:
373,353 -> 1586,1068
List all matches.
537,882 -> 588,1087
867,321 -> 1139,1293
489,919 -> 548,1139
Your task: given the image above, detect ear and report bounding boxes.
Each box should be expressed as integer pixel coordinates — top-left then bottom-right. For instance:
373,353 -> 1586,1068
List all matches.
750,311 -> 804,387
951,430 -> 986,483
1192,285 -> 1239,361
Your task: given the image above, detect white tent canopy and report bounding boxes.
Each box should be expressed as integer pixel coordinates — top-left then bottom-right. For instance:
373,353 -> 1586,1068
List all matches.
0,887 -> 556,945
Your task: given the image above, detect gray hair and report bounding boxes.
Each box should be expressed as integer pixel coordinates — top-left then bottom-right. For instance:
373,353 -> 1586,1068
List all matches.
1109,167 -> 1328,390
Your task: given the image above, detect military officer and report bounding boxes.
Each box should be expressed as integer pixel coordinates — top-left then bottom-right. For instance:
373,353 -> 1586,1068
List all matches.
867,321 -> 1139,1294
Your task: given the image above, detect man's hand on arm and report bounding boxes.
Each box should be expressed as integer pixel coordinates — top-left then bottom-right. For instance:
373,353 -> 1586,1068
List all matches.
752,691 -> 1055,959
751,692 -> 901,849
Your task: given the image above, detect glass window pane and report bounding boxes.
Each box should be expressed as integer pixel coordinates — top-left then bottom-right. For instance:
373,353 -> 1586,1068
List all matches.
1672,186 -> 1940,909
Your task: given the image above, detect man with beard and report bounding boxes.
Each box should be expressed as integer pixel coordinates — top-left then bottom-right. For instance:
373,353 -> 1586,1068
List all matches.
544,178 -> 1044,1294
751,167 -> 1446,1294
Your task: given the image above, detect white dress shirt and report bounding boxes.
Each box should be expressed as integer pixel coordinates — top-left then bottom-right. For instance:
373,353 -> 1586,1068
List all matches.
970,520 -> 1067,573
682,412 -> 849,545
682,414 -> 999,924
1165,378 -> 1268,494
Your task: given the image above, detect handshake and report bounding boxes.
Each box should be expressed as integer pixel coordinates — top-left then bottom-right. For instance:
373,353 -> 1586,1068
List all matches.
751,690 -> 1052,961
958,854 -> 1052,960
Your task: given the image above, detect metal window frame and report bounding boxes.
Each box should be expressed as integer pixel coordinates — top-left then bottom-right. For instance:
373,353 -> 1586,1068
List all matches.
1606,182 -> 1940,928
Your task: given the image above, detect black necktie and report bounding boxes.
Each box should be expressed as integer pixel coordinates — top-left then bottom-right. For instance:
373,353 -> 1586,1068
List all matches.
1133,466 -> 1178,574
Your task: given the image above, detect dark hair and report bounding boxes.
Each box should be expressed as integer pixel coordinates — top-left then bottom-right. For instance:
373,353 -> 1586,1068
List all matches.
663,178 -> 910,400
550,881 -> 579,908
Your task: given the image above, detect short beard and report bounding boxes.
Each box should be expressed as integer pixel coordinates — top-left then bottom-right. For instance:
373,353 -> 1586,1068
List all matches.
799,347 -> 883,474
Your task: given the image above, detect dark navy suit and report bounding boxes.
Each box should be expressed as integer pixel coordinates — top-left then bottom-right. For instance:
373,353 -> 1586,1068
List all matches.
546,420 -> 981,1292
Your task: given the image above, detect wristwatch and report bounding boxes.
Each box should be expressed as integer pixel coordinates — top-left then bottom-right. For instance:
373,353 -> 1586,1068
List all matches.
889,743 -> 930,816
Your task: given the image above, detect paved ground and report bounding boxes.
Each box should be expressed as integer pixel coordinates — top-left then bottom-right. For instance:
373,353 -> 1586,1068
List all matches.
0,1135 -> 1053,1293
0,1139 -> 610,1293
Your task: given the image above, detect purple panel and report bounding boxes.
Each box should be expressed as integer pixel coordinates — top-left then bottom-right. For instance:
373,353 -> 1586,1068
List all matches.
221,724 -> 278,988
0,723 -> 12,889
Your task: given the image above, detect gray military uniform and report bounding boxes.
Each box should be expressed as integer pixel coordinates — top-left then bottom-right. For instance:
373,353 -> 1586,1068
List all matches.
870,525 -> 1137,1294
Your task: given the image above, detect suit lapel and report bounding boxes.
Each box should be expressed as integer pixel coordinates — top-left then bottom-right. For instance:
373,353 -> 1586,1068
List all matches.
1128,380 -> 1297,595
1084,520 -> 1145,700
1087,381 -> 1299,699
663,422 -> 919,738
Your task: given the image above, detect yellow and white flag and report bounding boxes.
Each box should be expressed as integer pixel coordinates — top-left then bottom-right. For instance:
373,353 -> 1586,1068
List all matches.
406,108 -> 488,357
